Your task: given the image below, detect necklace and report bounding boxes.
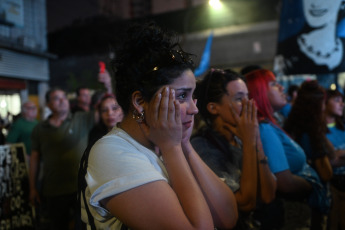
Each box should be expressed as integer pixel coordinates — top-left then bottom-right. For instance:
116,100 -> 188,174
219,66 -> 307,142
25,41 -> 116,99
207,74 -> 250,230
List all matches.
298,36 -> 340,59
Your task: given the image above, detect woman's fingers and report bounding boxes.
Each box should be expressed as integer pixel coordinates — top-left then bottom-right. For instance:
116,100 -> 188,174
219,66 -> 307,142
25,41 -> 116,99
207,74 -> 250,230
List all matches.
140,87 -> 164,136
251,100 -> 258,123
241,98 -> 256,122
150,90 -> 162,122
167,88 -> 176,123
229,101 -> 240,124
223,123 -> 237,136
158,87 -> 169,121
246,98 -> 252,120
174,99 -> 181,125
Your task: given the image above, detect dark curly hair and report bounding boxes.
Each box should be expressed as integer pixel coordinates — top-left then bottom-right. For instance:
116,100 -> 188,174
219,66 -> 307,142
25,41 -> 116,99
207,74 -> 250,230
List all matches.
195,68 -> 245,126
111,22 -> 194,113
283,80 -> 334,158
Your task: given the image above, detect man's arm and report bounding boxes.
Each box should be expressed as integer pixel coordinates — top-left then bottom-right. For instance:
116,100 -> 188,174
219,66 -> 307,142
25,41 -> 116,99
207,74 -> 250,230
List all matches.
98,69 -> 113,94
94,69 -> 112,123
29,149 -> 41,206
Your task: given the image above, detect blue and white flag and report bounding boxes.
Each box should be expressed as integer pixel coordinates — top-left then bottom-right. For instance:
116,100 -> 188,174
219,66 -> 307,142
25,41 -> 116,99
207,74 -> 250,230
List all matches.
194,32 -> 213,77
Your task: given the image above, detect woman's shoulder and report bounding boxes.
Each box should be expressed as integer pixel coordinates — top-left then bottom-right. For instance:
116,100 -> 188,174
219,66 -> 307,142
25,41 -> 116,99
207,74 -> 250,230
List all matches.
191,126 -> 210,140
259,122 -> 286,145
191,133 -> 215,152
191,126 -> 224,146
259,121 -> 276,132
328,125 -> 345,134
90,127 -> 160,163
92,128 -> 137,152
191,132 -> 209,143
191,127 -> 238,158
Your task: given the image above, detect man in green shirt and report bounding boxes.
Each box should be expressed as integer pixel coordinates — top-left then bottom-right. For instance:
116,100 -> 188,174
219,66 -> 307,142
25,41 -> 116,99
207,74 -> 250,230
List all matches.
29,87 -> 97,230
6,101 -> 38,160
28,70 -> 112,230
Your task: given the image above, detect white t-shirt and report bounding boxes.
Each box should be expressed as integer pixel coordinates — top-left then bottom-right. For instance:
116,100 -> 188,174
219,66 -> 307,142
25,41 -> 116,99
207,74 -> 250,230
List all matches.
81,127 -> 169,229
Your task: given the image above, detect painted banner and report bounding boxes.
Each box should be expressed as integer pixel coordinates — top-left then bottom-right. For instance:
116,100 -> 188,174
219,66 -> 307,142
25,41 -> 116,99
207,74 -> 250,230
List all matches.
275,0 -> 345,75
0,143 -> 34,229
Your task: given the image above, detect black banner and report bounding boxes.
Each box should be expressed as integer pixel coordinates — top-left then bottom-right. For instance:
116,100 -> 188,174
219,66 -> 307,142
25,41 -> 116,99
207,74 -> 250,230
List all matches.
275,0 -> 345,75
0,144 -> 34,229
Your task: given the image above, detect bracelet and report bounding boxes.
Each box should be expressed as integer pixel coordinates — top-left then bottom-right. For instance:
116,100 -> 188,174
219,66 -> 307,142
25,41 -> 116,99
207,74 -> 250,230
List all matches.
259,156 -> 268,164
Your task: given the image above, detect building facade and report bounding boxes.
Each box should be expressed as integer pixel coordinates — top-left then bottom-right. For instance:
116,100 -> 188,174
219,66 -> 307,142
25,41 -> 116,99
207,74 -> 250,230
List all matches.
0,0 -> 53,121
47,0 -> 280,92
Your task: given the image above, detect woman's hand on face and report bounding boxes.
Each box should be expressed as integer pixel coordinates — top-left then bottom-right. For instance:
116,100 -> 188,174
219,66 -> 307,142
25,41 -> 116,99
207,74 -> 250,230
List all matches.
142,87 -> 182,150
224,98 -> 257,142
181,98 -> 197,143
181,99 -> 197,153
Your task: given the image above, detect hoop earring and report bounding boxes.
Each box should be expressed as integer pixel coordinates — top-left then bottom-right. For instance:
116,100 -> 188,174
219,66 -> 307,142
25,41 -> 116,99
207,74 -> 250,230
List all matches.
132,110 -> 145,123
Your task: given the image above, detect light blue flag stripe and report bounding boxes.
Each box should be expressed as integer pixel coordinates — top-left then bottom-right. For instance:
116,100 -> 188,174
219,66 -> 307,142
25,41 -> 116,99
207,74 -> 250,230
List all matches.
194,32 -> 214,77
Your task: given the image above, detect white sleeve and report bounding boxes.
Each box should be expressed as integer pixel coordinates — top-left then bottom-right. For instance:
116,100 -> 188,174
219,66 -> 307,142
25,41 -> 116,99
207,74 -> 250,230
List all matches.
86,135 -> 168,212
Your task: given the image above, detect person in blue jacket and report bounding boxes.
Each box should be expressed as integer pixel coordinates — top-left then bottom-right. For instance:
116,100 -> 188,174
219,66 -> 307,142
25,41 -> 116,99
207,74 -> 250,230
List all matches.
245,69 -> 331,230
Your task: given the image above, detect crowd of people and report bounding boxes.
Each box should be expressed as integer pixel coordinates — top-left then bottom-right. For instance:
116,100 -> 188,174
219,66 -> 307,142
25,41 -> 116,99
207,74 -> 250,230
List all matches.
1,21 -> 345,230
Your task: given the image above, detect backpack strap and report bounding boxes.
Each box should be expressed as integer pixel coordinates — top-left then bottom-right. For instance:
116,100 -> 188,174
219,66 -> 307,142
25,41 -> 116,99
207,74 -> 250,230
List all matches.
78,144 -> 97,230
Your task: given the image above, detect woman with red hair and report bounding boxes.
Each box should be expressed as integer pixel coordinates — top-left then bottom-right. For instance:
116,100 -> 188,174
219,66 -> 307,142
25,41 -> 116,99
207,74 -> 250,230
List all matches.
245,69 -> 330,230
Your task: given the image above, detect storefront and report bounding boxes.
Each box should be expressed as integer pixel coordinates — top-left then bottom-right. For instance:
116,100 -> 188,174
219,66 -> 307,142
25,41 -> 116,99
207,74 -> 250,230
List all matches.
0,47 -> 52,122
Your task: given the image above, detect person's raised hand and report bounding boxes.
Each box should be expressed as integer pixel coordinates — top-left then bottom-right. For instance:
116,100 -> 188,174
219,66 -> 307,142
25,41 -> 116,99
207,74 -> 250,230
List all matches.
98,69 -> 112,93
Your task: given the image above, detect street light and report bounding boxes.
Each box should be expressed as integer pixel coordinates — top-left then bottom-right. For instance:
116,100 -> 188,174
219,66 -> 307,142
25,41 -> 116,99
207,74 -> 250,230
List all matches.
183,0 -> 225,35
209,0 -> 222,10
